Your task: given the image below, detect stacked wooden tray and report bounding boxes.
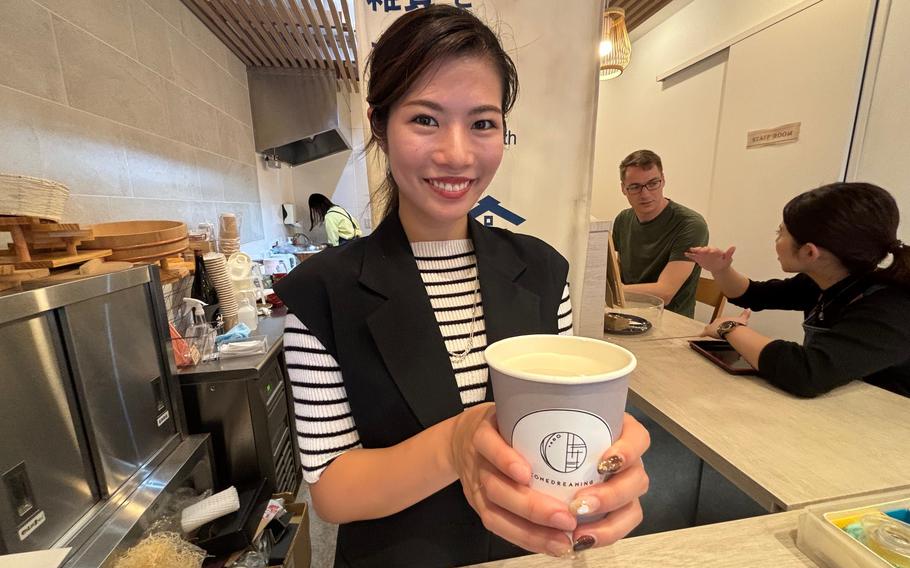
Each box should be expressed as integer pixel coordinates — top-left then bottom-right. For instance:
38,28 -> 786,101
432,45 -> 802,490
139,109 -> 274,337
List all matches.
0,265 -> 50,292
26,222 -> 93,252
2,218 -> 192,288
0,216 -> 112,269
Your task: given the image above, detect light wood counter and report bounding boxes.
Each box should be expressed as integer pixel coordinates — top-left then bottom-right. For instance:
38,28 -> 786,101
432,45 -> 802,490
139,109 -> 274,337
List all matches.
615,311 -> 910,512
470,510 -> 815,567
468,311 -> 909,567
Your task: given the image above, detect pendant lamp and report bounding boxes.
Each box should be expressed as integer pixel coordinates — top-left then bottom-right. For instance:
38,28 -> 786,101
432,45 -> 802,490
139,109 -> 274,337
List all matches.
600,7 -> 631,80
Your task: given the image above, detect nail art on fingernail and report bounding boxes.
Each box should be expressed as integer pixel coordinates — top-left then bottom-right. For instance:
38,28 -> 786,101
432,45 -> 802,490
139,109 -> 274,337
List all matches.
573,535 -> 596,552
597,455 -> 624,476
569,496 -> 600,516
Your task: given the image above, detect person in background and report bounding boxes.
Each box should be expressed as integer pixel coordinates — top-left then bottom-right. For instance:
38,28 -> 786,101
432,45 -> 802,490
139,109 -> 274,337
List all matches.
275,6 -> 649,567
308,193 -> 362,246
686,182 -> 910,398
612,149 -> 709,317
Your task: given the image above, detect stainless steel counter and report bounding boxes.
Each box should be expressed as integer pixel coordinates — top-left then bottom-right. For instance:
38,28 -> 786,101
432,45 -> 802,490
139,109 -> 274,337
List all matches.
63,435 -> 214,568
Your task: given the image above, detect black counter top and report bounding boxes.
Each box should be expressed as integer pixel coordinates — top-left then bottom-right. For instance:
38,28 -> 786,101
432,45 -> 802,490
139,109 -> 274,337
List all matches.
177,308 -> 287,382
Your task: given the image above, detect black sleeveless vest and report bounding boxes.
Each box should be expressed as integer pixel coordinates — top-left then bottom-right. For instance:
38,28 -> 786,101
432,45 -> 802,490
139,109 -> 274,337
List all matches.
275,212 -> 569,567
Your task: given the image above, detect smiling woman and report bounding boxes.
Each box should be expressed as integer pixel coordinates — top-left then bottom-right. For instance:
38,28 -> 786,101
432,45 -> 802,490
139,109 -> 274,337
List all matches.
363,7 -> 518,241
273,5 -> 650,567
382,57 -> 505,241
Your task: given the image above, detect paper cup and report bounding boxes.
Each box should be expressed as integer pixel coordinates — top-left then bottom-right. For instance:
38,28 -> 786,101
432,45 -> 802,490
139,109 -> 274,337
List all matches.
204,252 -> 238,319
485,335 -> 636,521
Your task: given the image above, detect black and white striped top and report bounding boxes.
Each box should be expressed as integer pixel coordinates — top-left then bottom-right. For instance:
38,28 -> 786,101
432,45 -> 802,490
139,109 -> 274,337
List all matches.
285,239 -> 573,483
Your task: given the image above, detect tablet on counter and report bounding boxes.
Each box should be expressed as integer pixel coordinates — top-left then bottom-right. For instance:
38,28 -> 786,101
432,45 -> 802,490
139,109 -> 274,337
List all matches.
688,340 -> 758,375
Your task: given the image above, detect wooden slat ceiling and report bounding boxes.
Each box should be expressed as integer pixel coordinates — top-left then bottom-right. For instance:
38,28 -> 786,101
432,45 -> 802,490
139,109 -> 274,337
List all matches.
182,1 -> 359,93
181,1 -> 671,93
609,0 -> 675,32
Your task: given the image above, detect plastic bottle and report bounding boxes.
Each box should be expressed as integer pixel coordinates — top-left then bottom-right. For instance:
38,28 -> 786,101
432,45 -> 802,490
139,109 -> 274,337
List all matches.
236,295 -> 258,332
180,298 -> 213,364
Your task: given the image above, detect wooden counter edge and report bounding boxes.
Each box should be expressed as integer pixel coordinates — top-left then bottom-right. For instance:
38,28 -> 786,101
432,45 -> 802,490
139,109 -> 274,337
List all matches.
467,510 -> 815,567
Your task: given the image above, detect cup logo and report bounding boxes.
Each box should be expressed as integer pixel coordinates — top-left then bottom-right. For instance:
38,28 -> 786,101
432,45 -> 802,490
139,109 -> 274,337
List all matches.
512,408 -> 614,503
540,432 -> 587,473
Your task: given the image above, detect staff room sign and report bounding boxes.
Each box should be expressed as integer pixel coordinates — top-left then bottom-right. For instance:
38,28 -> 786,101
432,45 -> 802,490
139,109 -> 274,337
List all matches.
746,122 -> 801,148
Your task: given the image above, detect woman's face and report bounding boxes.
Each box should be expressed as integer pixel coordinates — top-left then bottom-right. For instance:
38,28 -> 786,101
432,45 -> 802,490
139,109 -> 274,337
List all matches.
775,223 -> 803,272
385,56 -> 505,240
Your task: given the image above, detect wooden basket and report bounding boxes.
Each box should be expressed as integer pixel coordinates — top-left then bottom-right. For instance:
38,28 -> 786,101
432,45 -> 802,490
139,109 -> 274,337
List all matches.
0,174 -> 70,222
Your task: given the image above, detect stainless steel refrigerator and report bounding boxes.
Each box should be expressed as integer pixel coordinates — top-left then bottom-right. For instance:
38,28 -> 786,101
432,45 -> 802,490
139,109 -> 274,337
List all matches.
0,266 -> 214,566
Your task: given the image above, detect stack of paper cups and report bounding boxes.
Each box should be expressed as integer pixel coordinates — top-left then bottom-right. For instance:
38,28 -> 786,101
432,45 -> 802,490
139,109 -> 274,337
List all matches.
219,238 -> 240,255
203,252 -> 238,329
219,213 -> 241,255
180,486 -> 241,533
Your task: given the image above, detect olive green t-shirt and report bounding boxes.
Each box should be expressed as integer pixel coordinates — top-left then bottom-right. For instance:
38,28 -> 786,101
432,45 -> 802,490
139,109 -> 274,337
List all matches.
612,200 -> 709,317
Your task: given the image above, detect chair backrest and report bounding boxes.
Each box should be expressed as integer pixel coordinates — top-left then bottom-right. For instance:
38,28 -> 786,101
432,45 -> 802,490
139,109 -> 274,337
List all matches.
696,276 -> 727,321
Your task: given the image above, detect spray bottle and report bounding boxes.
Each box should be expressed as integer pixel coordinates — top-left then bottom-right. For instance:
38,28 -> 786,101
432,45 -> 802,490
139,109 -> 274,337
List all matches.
183,298 -> 215,361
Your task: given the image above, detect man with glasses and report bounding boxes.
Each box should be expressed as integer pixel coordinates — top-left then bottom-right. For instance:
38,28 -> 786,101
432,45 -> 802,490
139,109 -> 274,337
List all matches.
612,149 -> 708,317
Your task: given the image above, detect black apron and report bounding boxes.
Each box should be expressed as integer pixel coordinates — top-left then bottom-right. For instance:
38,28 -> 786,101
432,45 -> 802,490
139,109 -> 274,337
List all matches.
802,279 -> 886,345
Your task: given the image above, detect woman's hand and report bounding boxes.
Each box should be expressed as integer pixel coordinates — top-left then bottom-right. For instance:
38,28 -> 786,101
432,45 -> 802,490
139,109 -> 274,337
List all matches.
450,403 -> 579,557
566,413 -> 651,553
685,246 -> 736,273
703,309 -> 752,339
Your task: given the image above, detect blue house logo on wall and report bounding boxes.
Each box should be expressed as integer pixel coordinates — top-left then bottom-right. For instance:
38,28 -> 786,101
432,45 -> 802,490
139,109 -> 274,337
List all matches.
470,196 -> 525,227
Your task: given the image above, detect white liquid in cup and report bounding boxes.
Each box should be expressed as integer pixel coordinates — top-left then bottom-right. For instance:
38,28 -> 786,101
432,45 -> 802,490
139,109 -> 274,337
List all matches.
500,352 -> 609,378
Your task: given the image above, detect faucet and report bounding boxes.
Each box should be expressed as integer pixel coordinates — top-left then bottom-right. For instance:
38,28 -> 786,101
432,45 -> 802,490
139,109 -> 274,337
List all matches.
292,233 -> 311,246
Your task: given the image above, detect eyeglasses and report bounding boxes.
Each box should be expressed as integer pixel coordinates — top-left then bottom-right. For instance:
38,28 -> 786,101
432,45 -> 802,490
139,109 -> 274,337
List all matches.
624,177 -> 663,194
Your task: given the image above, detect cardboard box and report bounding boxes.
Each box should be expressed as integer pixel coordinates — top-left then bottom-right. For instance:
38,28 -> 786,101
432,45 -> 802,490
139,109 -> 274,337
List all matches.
797,488 -> 910,568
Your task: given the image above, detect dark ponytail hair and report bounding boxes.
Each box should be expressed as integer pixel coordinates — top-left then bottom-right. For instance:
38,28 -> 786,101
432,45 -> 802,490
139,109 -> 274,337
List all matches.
308,193 -> 334,231
364,5 -> 519,220
783,182 -> 910,289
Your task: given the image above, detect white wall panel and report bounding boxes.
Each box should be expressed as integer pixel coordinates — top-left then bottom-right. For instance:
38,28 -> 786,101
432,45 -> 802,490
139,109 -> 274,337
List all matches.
848,0 -> 910,242
707,0 -> 874,339
592,0 -> 809,224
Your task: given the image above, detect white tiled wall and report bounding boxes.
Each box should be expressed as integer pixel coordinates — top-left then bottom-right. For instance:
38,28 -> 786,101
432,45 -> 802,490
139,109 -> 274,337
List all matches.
0,0 -> 264,242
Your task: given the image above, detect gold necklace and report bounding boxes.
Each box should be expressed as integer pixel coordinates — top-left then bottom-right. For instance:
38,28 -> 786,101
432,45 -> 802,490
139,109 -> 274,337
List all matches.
448,276 -> 480,362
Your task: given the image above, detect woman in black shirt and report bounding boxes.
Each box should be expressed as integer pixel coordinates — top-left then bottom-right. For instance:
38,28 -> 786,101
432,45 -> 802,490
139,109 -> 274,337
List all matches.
277,5 -> 650,566
686,182 -> 910,397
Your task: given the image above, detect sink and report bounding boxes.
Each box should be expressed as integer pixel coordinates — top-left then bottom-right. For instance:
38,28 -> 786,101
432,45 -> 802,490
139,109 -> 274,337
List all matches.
286,244 -> 326,262
275,244 -> 326,254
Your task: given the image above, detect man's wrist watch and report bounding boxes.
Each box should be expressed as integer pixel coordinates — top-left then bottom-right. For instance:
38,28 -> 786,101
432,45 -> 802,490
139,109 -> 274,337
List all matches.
717,320 -> 746,340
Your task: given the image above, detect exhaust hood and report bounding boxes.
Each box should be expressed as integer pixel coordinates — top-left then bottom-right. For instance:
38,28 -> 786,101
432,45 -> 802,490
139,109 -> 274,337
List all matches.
248,68 -> 351,166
